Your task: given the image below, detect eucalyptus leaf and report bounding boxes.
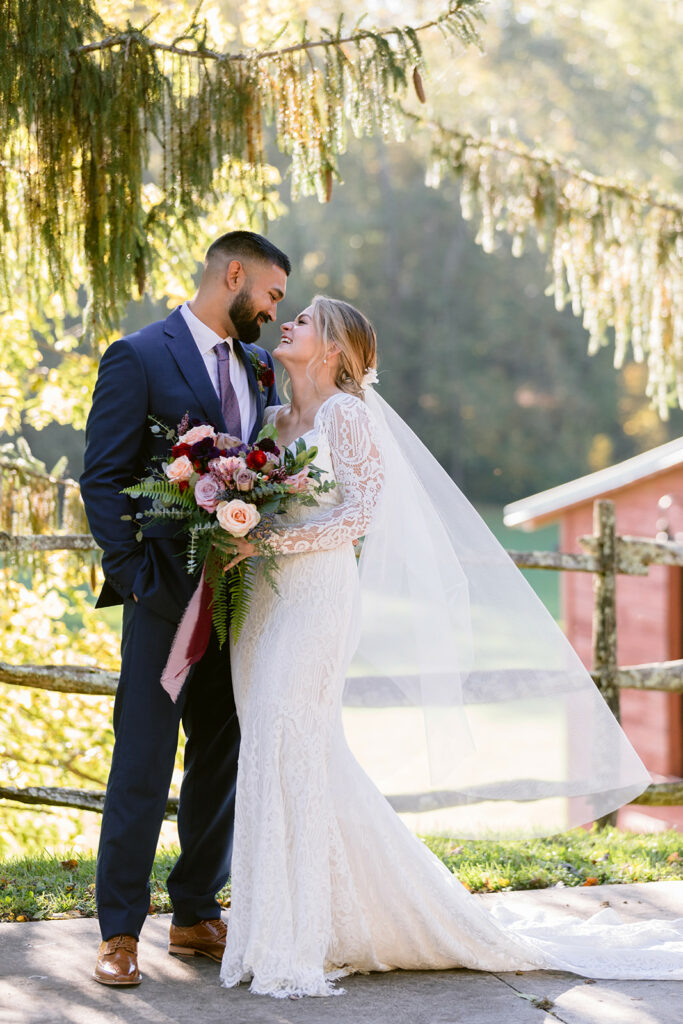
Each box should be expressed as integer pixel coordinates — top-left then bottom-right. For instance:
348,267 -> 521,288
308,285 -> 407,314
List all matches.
256,422 -> 278,442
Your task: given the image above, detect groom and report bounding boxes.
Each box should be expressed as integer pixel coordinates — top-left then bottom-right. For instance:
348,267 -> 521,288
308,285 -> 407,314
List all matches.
80,231 -> 289,986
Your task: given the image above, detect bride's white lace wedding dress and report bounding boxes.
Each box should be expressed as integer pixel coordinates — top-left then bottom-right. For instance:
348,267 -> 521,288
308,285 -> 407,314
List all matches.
219,393 -> 683,998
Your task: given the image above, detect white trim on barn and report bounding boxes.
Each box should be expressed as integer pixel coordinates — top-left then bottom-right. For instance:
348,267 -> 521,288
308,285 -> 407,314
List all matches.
504,436 -> 683,529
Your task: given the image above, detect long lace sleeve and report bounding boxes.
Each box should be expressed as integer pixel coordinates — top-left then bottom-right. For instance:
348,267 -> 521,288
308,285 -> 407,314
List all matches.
266,394 -> 384,554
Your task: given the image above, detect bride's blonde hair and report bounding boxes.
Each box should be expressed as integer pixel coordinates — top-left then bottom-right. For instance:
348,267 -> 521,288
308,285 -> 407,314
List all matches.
309,295 -> 377,399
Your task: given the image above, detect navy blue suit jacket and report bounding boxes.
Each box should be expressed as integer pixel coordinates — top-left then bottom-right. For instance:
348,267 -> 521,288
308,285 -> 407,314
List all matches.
80,307 -> 280,623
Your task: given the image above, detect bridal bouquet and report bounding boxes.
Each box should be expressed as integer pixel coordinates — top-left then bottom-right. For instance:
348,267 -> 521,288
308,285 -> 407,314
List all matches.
121,413 -> 334,642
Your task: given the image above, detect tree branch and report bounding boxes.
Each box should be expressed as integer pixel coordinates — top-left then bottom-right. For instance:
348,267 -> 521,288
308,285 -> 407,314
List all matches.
406,111 -> 683,217
73,1 -> 482,62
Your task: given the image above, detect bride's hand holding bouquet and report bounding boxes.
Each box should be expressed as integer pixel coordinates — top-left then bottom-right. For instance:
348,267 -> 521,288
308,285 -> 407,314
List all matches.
121,412 -> 334,645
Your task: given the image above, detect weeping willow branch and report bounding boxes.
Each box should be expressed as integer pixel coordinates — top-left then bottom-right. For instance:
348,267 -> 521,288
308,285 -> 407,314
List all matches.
0,0 -> 483,354
419,116 -> 683,416
74,2 -> 483,63
5,0 -> 681,419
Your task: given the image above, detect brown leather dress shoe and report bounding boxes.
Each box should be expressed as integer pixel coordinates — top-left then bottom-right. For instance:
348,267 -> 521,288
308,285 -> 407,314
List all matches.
93,934 -> 142,986
168,917 -> 227,963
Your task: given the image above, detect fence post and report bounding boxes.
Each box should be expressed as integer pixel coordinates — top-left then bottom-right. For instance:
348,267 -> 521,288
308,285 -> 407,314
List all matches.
592,499 -> 620,827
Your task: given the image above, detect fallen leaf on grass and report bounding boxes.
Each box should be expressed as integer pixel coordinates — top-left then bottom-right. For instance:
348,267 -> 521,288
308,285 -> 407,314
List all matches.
666,852 -> 680,863
16,915 -> 28,922
60,860 -> 78,871
581,877 -> 600,886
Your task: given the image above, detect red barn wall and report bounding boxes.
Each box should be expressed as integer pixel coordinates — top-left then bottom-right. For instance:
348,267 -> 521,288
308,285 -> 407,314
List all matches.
558,468 -> 683,830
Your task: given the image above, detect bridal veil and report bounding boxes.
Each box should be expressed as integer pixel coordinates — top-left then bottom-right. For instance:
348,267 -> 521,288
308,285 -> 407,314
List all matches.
341,387 -> 651,837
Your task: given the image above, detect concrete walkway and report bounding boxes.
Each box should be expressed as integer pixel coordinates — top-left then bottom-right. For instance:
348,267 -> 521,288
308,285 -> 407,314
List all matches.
1,882 -> 682,1024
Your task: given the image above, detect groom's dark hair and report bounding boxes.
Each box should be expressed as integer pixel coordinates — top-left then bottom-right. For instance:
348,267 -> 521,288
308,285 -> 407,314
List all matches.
206,231 -> 291,275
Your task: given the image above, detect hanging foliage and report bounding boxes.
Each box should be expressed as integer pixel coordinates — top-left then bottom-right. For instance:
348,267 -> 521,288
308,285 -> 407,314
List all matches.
2,0 -> 682,419
0,0 -> 483,348
422,119 -> 683,417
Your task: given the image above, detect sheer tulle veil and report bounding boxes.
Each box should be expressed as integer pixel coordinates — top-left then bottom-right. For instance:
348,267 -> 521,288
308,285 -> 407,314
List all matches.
340,386 -> 651,838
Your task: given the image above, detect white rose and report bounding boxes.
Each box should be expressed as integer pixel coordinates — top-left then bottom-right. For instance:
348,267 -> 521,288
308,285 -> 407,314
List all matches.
215,499 -> 261,538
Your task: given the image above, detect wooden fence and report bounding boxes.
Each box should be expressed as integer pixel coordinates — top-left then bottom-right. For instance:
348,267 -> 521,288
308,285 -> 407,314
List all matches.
1,497 -> 683,821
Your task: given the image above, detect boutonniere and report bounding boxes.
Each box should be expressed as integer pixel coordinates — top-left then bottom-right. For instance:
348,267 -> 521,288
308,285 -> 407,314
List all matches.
247,351 -> 276,394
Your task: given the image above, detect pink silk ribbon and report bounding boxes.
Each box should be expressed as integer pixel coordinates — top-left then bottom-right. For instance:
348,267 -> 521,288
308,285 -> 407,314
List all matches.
160,565 -> 214,702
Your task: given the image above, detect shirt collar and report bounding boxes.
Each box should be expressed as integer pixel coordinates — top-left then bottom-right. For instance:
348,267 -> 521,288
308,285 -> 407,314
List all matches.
180,301 -> 234,356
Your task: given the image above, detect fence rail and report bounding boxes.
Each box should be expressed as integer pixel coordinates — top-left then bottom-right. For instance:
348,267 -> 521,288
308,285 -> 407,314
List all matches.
2,498 -> 683,819
4,658 -> 683,701
0,784 -> 179,820
6,530 -> 683,571
0,532 -> 97,553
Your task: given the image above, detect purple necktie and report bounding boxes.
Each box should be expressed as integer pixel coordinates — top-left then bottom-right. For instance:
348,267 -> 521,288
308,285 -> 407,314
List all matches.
215,342 -> 242,440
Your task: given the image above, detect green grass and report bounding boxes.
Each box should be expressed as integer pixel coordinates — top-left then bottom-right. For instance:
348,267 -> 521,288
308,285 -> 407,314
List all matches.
424,826 -> 683,893
1,827 -> 681,922
0,850 -> 231,922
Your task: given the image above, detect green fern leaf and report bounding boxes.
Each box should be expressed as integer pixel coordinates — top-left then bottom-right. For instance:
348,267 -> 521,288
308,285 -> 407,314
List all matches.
121,477 -> 196,510
226,558 -> 258,644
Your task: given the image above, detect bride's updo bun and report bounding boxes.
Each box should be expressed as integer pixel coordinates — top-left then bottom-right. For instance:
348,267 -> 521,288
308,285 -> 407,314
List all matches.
311,295 -> 377,399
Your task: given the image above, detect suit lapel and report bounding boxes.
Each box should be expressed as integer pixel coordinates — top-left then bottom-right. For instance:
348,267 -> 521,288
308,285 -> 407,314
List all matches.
234,340 -> 266,442
163,308 -> 226,431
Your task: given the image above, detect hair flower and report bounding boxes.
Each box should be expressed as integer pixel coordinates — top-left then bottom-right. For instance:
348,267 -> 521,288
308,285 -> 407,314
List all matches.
361,368 -> 378,390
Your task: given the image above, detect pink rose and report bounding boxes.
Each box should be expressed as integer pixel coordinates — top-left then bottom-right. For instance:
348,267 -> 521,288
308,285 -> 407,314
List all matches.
194,473 -> 221,512
209,455 -> 243,482
233,467 -> 257,492
165,455 -> 193,482
285,468 -> 312,493
216,499 -> 260,537
179,424 -> 216,445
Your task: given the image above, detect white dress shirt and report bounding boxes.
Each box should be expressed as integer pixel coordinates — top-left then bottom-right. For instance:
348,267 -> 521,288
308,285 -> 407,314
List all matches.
180,301 -> 256,442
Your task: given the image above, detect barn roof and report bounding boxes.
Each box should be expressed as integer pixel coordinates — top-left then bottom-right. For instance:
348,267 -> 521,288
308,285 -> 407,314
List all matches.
503,435 -> 683,529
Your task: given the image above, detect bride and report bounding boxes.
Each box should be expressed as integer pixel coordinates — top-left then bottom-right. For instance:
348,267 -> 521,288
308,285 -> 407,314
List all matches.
217,296 -> 683,997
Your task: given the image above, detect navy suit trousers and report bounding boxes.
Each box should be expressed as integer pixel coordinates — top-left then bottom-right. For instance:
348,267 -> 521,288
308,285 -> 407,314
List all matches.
96,596 -> 239,940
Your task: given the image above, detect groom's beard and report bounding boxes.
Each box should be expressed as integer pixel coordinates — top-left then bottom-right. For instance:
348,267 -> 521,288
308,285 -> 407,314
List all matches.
230,288 -> 267,343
